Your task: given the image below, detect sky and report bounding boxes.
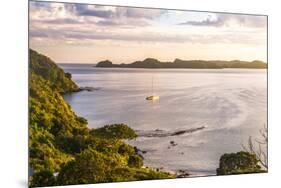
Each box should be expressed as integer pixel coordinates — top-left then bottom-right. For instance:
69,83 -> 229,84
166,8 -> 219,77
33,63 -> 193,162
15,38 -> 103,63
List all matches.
29,1 -> 267,64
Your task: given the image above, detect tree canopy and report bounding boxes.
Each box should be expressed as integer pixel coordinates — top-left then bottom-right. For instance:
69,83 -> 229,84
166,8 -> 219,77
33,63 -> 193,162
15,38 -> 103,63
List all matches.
216,151 -> 265,175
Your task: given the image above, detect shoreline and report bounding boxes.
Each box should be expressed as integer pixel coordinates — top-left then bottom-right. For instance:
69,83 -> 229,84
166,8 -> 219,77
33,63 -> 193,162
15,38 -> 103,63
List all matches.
94,66 -> 267,70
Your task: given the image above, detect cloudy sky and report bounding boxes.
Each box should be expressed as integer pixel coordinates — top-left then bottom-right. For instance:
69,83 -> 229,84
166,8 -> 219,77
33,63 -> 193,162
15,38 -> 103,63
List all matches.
29,1 -> 267,64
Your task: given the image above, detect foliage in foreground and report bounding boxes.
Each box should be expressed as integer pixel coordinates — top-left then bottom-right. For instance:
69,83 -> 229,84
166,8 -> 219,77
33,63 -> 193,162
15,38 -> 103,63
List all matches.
242,124 -> 268,169
29,49 -> 173,187
216,151 -> 266,175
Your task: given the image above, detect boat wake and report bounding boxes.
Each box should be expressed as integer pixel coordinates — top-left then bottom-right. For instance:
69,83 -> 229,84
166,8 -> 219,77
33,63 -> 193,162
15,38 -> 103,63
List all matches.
136,126 -> 206,138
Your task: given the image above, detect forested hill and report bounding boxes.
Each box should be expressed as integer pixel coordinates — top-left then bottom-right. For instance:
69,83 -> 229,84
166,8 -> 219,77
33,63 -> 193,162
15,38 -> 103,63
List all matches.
96,58 -> 267,69
29,49 -> 173,187
29,49 -> 79,93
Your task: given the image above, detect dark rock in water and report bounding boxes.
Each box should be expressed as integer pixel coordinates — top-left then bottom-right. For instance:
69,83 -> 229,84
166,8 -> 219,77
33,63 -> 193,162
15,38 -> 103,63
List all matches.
170,141 -> 177,146
177,173 -> 190,178
171,130 -> 187,136
177,170 -> 190,178
170,126 -> 206,136
135,147 -> 147,155
136,126 -> 206,138
79,86 -> 100,92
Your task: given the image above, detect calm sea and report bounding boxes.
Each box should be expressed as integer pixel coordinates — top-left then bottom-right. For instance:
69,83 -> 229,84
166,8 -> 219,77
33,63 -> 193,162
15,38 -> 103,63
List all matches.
60,64 -> 267,176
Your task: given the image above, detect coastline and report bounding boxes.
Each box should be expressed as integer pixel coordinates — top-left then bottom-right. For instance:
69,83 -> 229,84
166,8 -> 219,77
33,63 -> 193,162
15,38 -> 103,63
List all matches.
29,49 -> 175,187
67,88 -> 177,177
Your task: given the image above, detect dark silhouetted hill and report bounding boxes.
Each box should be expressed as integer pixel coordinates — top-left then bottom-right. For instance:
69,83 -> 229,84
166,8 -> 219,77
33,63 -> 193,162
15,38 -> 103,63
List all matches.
96,58 -> 267,69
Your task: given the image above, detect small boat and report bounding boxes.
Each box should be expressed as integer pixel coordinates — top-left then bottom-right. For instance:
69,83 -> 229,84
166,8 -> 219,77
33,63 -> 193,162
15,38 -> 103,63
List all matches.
146,95 -> 160,100
146,76 -> 159,101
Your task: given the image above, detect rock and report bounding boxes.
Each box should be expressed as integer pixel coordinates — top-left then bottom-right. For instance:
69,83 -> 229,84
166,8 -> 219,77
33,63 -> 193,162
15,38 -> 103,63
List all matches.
170,141 -> 177,146
177,170 -> 190,178
79,86 -> 100,92
135,147 -> 147,155
170,126 -> 206,136
177,173 -> 190,178
136,126 -> 206,138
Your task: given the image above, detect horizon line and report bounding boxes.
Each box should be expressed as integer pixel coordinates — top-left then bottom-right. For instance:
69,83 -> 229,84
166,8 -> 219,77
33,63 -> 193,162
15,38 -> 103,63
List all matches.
56,59 -> 267,65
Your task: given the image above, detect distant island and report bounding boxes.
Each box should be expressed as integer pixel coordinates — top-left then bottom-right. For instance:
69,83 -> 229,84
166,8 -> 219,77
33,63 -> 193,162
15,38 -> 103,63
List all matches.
96,58 -> 267,69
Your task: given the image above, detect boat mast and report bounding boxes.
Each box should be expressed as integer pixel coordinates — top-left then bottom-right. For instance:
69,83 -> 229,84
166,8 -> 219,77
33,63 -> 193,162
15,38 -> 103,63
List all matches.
152,76 -> 154,95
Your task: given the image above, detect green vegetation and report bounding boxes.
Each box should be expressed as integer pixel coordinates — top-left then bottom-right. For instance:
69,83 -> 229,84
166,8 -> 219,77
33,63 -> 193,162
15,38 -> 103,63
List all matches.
29,49 -> 173,187
30,49 -> 80,93
216,151 -> 266,175
96,58 -> 267,69
128,155 -> 144,168
90,124 -> 137,140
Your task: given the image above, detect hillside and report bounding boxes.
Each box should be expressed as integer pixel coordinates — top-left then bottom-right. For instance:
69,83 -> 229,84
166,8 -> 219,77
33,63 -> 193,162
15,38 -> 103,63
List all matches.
30,49 -> 80,93
96,58 -> 267,69
28,49 -> 173,187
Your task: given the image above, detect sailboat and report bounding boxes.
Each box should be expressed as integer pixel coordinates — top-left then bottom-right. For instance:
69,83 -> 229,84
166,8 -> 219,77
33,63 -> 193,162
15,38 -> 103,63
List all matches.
146,76 -> 160,100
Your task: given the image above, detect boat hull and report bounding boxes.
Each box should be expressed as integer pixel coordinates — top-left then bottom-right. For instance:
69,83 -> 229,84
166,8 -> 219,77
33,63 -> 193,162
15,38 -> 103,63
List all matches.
146,96 -> 160,100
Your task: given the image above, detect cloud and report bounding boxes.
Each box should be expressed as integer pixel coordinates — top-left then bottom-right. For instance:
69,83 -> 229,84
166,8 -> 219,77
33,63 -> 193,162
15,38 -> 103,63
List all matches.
42,18 -> 83,25
96,19 -> 149,27
179,14 -> 267,28
73,4 -> 114,18
29,30 -> 48,38
115,7 -> 167,19
30,2 -> 164,28
68,4 -> 166,20
29,1 -> 266,47
29,26 -> 265,46
30,1 -> 52,10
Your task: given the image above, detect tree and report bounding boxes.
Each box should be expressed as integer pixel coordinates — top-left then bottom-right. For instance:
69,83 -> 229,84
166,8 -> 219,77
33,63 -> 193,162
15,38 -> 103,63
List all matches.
118,143 -> 135,155
128,155 -> 143,168
216,151 -> 265,175
29,170 -> 56,187
90,124 -> 137,140
242,124 -> 268,169
57,148 -> 121,185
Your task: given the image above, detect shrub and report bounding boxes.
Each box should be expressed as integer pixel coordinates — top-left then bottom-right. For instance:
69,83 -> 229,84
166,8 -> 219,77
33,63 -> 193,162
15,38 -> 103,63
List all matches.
216,151 -> 265,175
29,170 -> 56,187
128,155 -> 143,168
118,143 -> 135,155
57,148 -> 120,185
90,124 -> 137,140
